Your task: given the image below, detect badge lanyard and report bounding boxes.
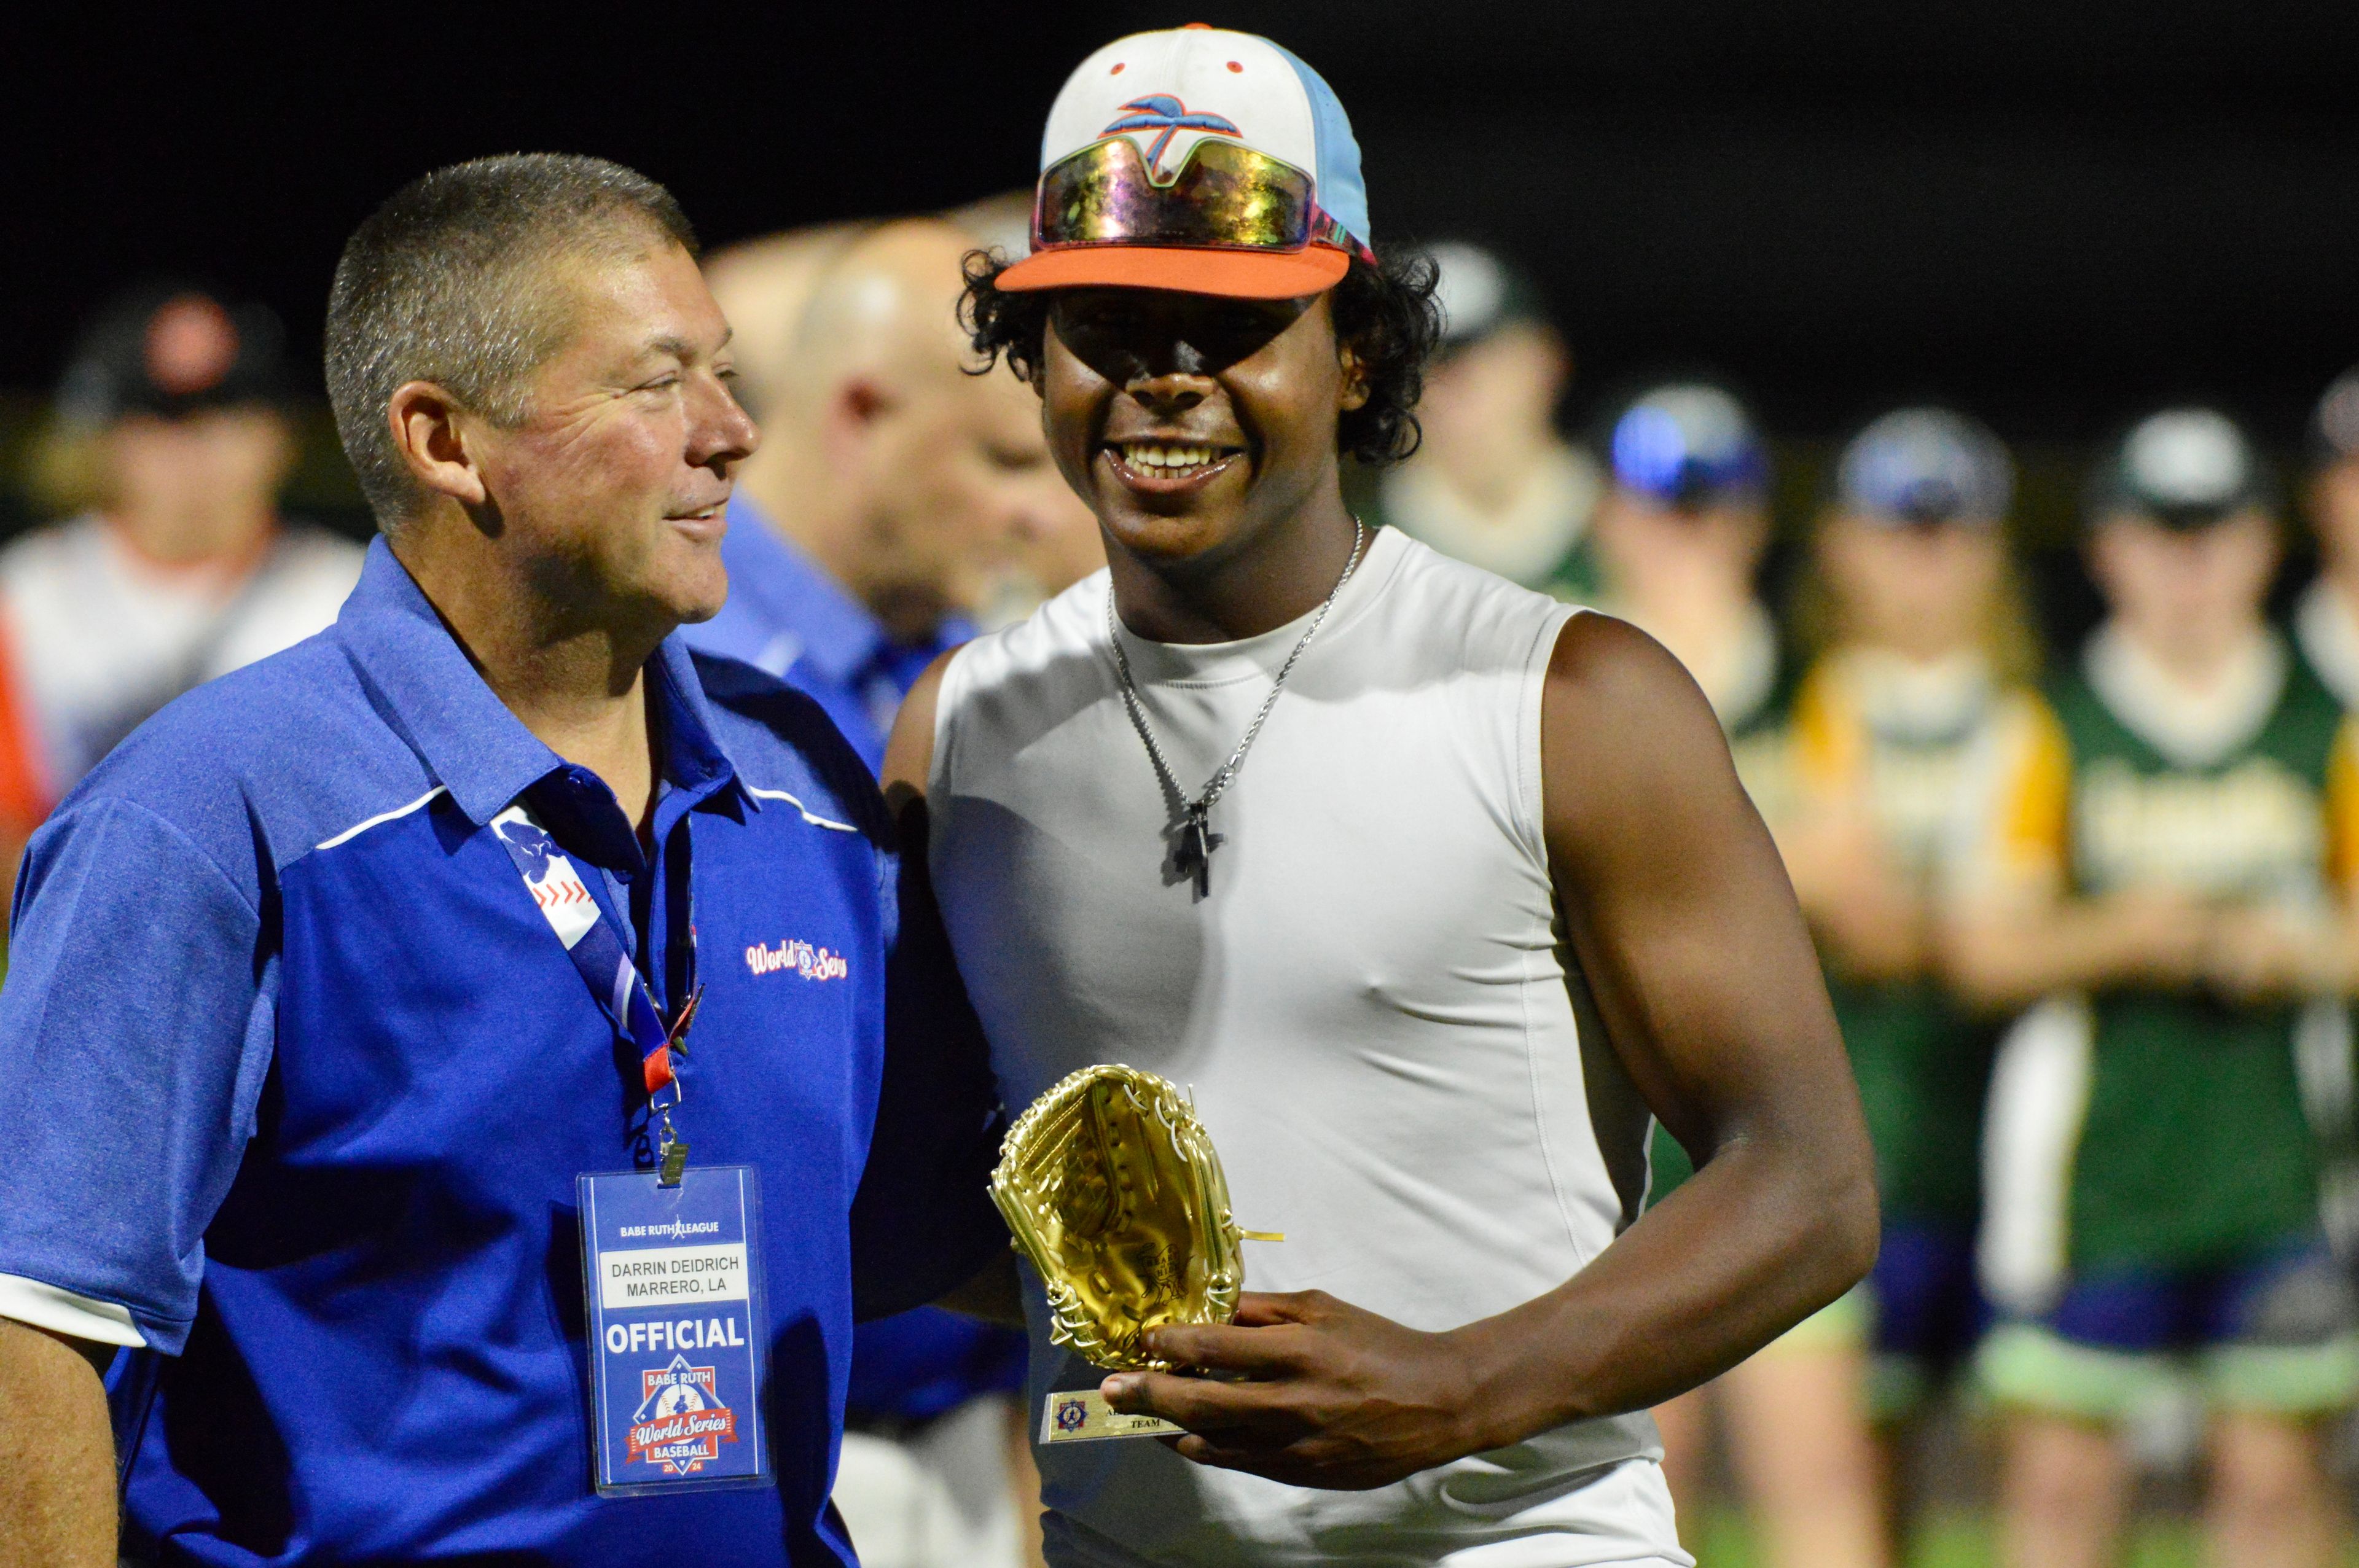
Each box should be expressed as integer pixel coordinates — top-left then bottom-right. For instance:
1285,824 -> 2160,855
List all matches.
491,802 -> 702,1184
492,800 -> 770,1496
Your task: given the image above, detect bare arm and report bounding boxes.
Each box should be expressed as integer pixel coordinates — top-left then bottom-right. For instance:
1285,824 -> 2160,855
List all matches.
0,1317 -> 116,1567
1104,614 -> 1877,1487
1477,612 -> 1878,1411
878,650 -> 953,823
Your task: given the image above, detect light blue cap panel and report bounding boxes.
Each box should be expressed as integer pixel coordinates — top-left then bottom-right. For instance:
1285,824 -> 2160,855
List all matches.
1837,408 -> 2014,525
1267,40 -> 1371,248
1611,384 -> 1769,502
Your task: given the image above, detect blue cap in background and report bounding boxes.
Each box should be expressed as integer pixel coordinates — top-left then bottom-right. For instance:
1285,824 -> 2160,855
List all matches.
1609,383 -> 1767,507
1836,407 -> 2013,527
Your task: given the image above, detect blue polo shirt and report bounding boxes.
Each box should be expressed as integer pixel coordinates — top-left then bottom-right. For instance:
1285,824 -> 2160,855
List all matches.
679,494 -> 970,771
0,540 -> 1005,1566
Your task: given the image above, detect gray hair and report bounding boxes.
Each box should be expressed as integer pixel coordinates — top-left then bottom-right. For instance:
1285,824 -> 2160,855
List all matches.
324,154 -> 697,527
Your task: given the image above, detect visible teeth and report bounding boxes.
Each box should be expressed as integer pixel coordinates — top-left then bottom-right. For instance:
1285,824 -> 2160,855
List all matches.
1122,443 -> 1218,470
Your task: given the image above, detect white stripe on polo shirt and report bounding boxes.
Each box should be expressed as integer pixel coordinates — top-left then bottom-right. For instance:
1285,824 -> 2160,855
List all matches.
316,785 -> 448,851
745,785 -> 858,833
318,784 -> 859,848
0,1271 -> 144,1347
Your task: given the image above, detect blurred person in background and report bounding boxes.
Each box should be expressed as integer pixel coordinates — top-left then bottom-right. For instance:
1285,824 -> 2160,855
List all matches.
0,285 -> 362,865
1782,409 -> 2030,1542
972,466 -> 1106,634
1952,407 -> 2359,1568
1610,382 -> 1887,1567
692,216 -> 1057,1568
945,190 -> 1034,268
702,222 -> 864,434
2296,366 -> 2359,709
680,218 -> 1069,768
829,1305 -> 1041,1568
946,193 -> 1107,629
1366,240 -> 1602,598
1589,381 -> 1784,752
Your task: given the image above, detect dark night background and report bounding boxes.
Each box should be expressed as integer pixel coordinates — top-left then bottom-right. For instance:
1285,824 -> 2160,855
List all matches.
7,1 -> 2358,555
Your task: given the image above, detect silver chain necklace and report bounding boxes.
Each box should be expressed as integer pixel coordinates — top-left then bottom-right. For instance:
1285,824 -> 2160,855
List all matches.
1105,520 -> 1368,897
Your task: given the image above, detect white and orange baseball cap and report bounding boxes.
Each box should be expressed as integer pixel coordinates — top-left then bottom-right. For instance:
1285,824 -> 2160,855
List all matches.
994,25 -> 1377,300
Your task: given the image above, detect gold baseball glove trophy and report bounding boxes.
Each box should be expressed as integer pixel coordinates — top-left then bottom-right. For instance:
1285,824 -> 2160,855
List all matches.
992,1063 -> 1272,1372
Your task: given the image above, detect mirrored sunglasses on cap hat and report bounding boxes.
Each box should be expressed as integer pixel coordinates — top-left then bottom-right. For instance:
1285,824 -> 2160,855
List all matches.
996,25 -> 1377,299
1837,407 -> 2013,527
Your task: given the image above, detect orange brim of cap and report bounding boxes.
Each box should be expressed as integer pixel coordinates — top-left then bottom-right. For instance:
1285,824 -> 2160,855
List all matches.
993,244 -> 1352,299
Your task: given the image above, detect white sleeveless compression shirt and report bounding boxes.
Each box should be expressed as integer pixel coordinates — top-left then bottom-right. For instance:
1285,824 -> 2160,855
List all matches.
929,525 -> 1686,1567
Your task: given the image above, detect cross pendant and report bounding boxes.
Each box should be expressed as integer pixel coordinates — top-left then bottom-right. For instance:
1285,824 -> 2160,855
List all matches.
1177,806 -> 1218,897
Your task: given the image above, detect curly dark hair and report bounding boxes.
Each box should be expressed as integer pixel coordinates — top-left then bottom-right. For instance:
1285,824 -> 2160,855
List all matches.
960,247 -> 1442,467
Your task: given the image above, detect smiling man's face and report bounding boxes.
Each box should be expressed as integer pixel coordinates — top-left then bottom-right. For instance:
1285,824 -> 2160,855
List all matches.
471,239 -> 757,630
1039,287 -> 1365,572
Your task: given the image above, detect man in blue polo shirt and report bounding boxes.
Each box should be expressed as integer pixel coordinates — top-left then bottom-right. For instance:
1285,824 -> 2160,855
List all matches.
683,218 -> 1079,768
0,155 -> 1006,1566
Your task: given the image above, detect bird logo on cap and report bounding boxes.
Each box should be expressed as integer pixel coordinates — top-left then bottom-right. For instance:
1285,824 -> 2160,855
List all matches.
1101,95 -> 1240,177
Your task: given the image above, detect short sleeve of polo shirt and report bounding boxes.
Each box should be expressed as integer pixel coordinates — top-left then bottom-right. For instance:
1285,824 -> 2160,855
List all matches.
0,795 -> 275,1354
1944,688 -> 2073,905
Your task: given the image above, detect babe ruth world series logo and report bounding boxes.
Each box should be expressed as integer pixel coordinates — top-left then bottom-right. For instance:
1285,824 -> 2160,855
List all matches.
627,1354 -> 740,1475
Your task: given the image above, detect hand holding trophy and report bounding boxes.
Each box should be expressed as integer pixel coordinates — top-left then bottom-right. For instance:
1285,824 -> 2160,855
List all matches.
992,1064 -> 1279,1440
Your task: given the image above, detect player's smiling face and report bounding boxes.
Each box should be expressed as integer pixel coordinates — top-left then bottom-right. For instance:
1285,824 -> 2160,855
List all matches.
1039,287 -> 1367,569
